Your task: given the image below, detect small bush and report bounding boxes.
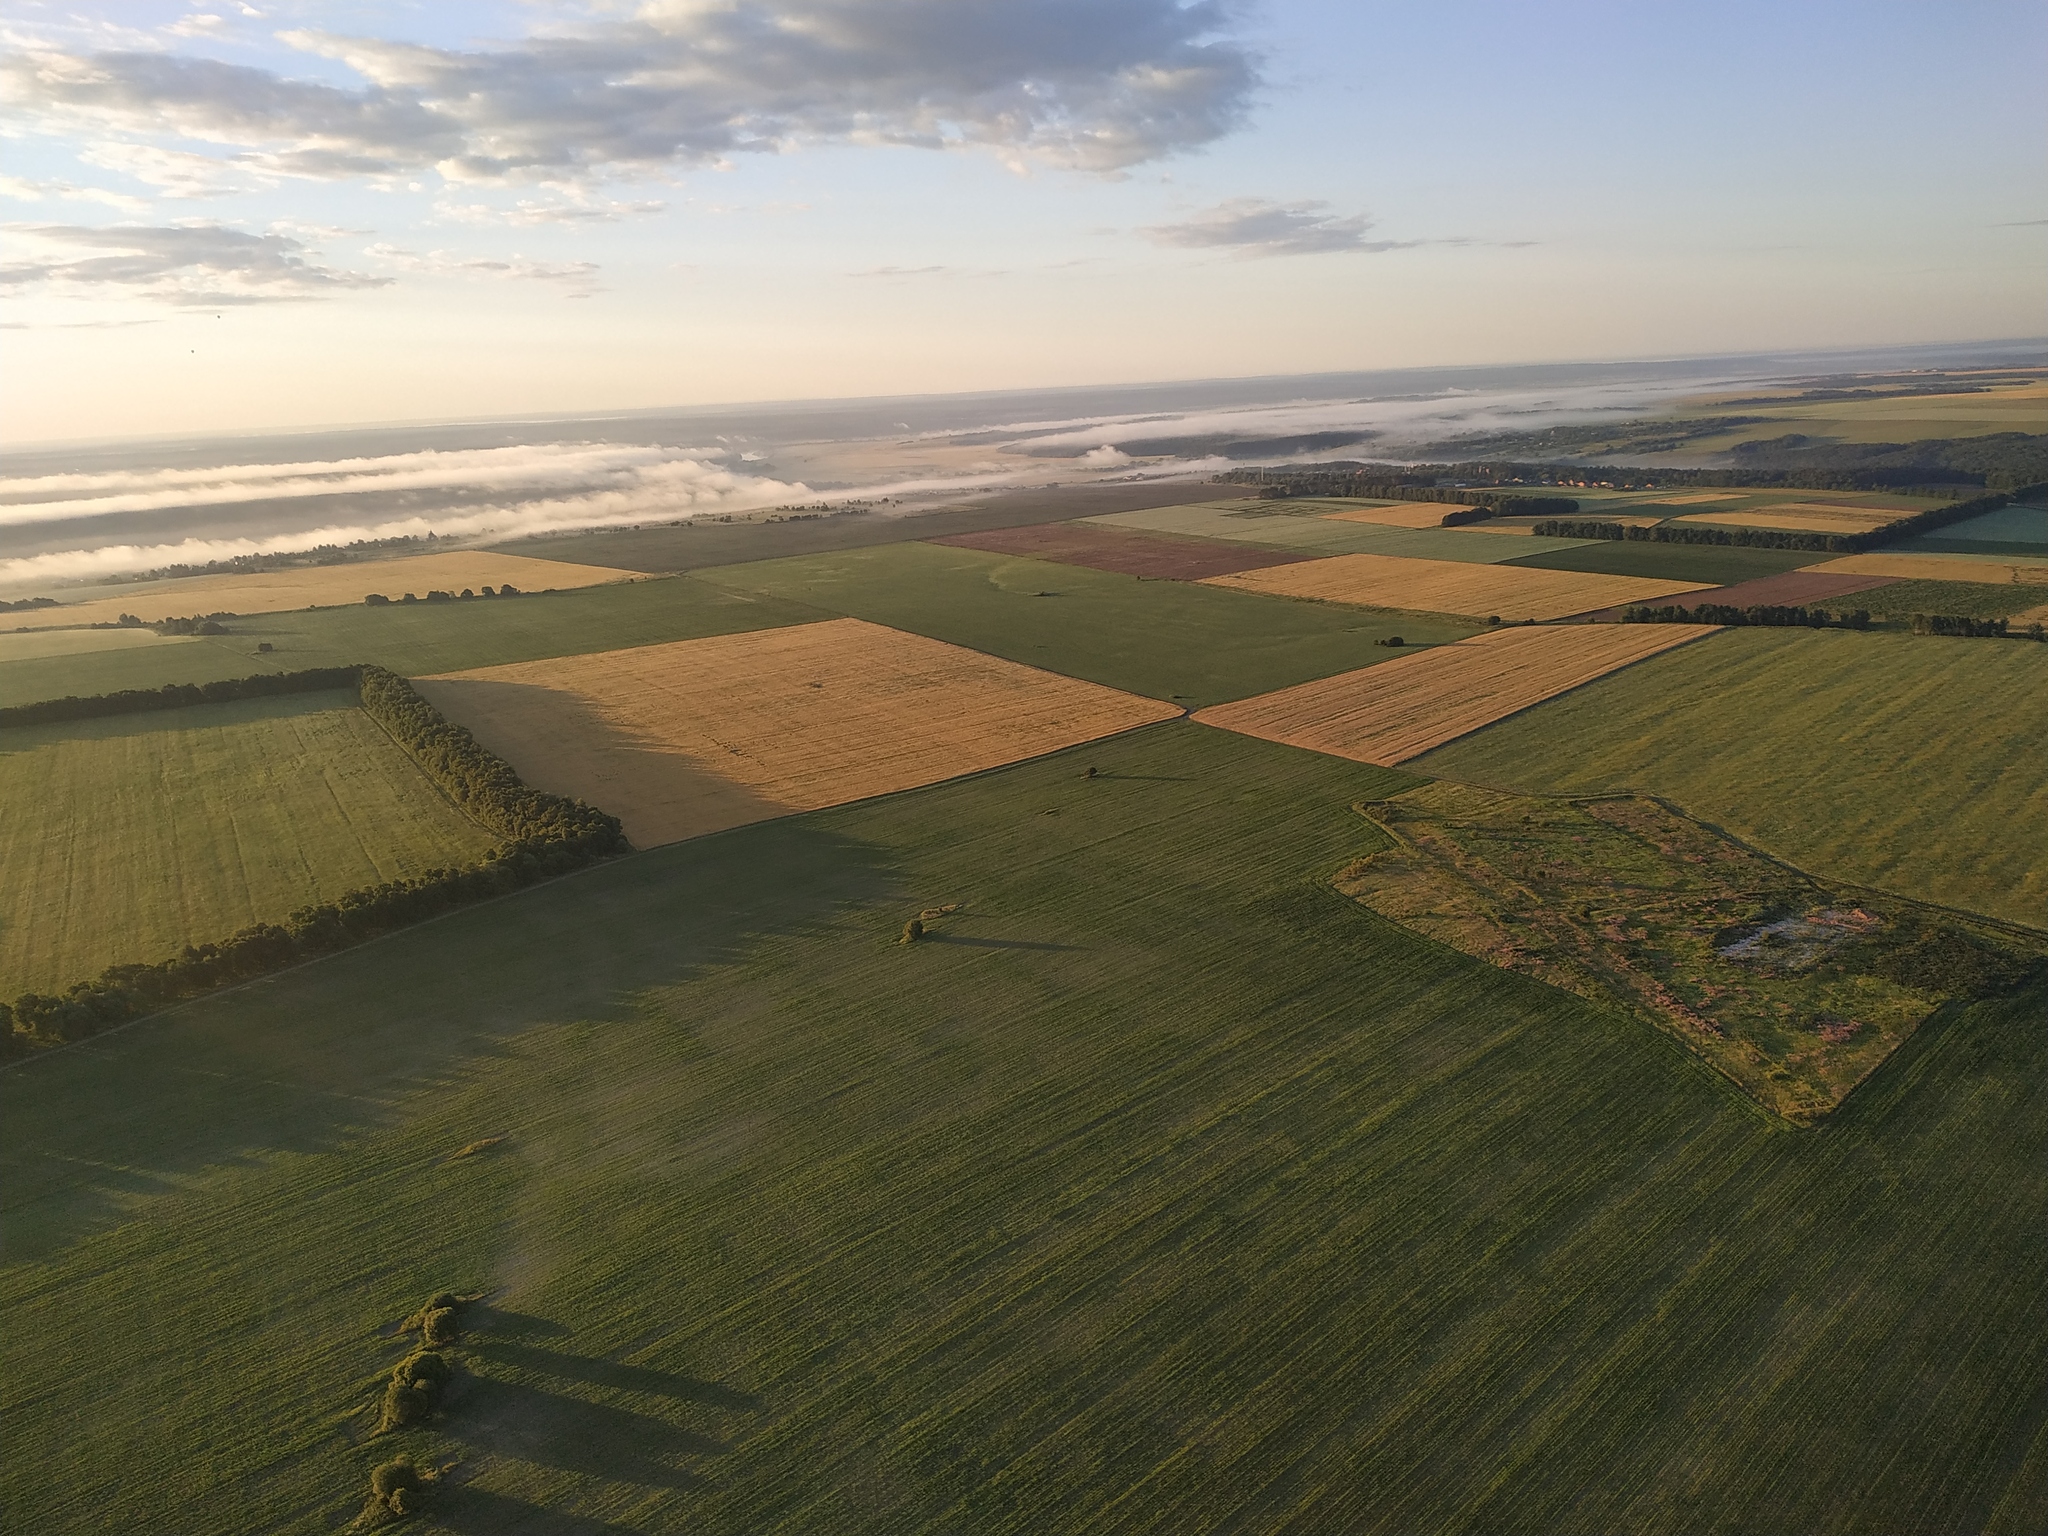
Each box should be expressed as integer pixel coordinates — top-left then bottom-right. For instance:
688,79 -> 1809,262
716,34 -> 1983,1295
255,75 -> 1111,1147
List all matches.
901,918 -> 924,944
366,1456 -> 432,1520
379,1349 -> 451,1431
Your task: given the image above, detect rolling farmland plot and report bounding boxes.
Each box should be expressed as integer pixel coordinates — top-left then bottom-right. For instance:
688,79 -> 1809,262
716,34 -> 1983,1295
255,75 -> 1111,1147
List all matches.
0,690 -> 493,993
416,618 -> 1181,846
1504,539 -> 1824,585
3,723 -> 2045,1536
1317,500 -> 1479,528
1202,550 -> 1716,621
1193,623 -> 1718,765
1674,502 -> 1912,536
1084,501 -> 1600,561
19,550 -> 637,630
1416,626 -> 2048,926
1809,552 -> 2048,585
924,521 -> 1318,579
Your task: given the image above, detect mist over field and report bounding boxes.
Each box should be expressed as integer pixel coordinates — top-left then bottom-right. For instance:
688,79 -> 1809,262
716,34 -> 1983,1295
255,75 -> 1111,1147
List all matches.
5,340 -> 2028,590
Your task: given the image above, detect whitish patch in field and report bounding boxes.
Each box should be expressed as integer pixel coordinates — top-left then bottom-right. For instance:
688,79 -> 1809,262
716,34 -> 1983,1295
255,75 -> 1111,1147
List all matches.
1193,624 -> 1719,765
417,618 -> 1182,847
20,552 -> 637,629
1201,552 -> 1714,622
1810,553 -> 2048,585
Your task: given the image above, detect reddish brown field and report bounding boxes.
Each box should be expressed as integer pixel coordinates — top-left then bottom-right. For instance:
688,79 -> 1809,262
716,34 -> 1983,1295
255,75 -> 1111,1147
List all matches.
926,522 -> 1318,579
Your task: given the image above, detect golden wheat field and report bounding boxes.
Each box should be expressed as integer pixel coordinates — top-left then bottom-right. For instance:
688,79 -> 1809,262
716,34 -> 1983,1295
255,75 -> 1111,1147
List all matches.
1192,623 -> 1720,765
1645,492 -> 1746,507
1808,553 -> 2048,585
1677,504 -> 1905,535
1201,552 -> 1714,621
1318,503 -> 1478,529
20,551 -> 635,629
415,617 -> 1182,846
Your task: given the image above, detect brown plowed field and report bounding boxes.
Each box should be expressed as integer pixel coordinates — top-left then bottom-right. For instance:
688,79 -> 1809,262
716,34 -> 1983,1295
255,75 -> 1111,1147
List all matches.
1193,623 -> 1719,766
416,617 -> 1181,847
925,522 -> 1317,579
1201,552 -> 1714,622
22,551 -> 635,629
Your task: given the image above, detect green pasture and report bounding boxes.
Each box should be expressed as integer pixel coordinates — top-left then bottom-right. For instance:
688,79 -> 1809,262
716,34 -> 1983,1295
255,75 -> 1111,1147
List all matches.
1084,501 -> 1600,561
4,722 -> 2043,1535
1862,579 -> 2048,621
0,576 -> 822,708
696,540 -> 1476,707
0,691 -> 493,994
1416,627 -> 2048,927
1502,538 -> 1820,585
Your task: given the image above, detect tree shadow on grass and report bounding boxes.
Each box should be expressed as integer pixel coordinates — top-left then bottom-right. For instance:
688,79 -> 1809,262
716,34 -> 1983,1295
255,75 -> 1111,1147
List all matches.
430,1484 -> 641,1536
450,1374 -> 725,1490
1,816 -> 903,1262
473,1334 -> 762,1411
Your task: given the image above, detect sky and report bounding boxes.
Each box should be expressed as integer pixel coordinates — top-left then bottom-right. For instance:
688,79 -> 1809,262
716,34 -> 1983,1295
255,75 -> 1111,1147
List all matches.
3,0 -> 2045,444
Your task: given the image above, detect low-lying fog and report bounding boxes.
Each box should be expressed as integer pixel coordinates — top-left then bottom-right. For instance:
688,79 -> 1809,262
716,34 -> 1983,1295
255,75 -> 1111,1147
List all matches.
0,341 -> 2027,592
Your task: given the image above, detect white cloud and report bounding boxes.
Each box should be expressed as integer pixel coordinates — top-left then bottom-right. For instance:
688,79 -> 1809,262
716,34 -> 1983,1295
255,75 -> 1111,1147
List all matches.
0,222 -> 388,305
364,242 -> 601,294
0,173 -> 148,213
1142,199 -> 1425,258
3,1 -> 1256,189
436,195 -> 668,226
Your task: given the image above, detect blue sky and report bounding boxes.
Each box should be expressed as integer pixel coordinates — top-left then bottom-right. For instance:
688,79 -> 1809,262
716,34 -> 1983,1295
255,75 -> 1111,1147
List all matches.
4,0 -> 2043,441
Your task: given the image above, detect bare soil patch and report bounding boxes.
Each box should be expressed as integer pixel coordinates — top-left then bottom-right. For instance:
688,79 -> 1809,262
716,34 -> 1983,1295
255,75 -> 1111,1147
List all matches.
926,522 -> 1318,580
22,552 -> 636,629
1202,552 -> 1714,622
417,618 -> 1181,847
1193,623 -> 1718,765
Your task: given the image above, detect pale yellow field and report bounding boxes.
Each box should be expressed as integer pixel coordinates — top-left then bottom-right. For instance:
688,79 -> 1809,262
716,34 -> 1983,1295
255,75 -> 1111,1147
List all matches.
1809,553 -> 2048,585
416,617 -> 1182,847
0,627 -> 199,662
18,551 -> 635,629
1646,492 -> 1745,507
1193,624 -> 1720,766
1676,504 -> 1905,535
1319,503 -> 1478,529
1201,552 -> 1715,621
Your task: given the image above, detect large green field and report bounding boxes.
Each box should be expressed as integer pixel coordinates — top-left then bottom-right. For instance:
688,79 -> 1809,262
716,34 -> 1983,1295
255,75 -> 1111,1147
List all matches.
0,575 -> 823,708
0,690 -> 493,993
697,541 -> 1476,707
3,723 -> 2042,1535
1502,539 -> 1822,585
1415,627 -> 2048,926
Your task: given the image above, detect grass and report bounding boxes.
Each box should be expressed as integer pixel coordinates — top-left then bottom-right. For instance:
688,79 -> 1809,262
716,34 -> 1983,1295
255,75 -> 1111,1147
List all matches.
0,575 -> 823,708
1414,627 -> 2048,926
1503,539 -> 1822,585
695,541 -> 1477,707
0,690 -> 494,994
2,722 -> 2044,1534
1860,579 -> 2048,620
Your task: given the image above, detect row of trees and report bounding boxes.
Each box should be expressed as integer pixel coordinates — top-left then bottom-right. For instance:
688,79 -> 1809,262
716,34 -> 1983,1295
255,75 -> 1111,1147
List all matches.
0,666 -> 361,730
1,668 -> 626,1060
1623,604 -> 1873,630
1213,468 -> 1580,518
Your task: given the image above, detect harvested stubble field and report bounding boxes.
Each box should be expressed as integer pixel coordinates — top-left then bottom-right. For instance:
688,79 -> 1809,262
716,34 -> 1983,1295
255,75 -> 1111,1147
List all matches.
4,723 -> 2044,1536
1811,552 -> 2048,586
1085,502 -> 1599,562
0,574 -> 823,709
1202,550 -> 1716,622
0,690 -> 492,993
1193,623 -> 1718,766
21,551 -> 636,630
1313,500 -> 1478,529
1675,503 -> 1909,536
924,521 -> 1318,580
693,540 -> 1477,708
1416,627 -> 2048,927
417,618 -> 1181,846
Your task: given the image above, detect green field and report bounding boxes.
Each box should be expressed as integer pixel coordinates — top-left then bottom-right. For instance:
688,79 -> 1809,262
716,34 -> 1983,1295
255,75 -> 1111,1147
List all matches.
1415,628 -> 2048,926
1502,539 -> 1822,585
1863,579 -> 2048,620
3,722 -> 2043,1535
0,575 -> 822,708
1086,501 -> 1599,561
696,541 -> 1477,706
0,690 -> 493,993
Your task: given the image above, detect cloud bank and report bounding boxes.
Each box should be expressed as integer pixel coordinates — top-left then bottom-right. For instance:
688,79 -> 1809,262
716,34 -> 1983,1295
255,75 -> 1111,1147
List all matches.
1143,199 -> 1424,258
0,222 -> 388,304
4,1 -> 1258,186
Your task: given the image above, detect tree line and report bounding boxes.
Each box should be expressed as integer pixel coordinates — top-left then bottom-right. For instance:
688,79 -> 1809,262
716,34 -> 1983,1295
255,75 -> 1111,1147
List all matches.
0,666 -> 363,730
1,666 -> 626,1061
1213,468 -> 1580,518
1216,459 -> 2048,499
1622,604 -> 1873,629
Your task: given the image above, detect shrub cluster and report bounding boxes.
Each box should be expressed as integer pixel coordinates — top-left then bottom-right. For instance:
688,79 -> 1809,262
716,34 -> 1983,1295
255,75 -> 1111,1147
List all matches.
1909,613 -> 2024,638
0,666 -> 361,730
1623,603 -> 1872,630
2,668 -> 628,1061
365,1457 -> 432,1521
379,1349 -> 452,1432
